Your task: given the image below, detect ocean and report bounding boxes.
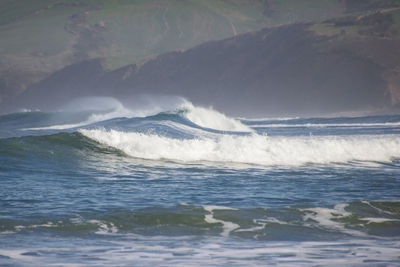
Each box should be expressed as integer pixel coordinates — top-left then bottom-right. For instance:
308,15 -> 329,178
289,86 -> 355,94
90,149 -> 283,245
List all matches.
1,97 -> 399,266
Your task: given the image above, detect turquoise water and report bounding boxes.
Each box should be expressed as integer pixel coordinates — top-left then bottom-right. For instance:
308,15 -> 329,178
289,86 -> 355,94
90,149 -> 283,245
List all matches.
1,98 -> 400,266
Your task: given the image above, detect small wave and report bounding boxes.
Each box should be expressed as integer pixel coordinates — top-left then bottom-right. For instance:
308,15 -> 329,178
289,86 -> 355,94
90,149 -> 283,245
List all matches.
79,129 -> 400,166
1,201 -> 398,238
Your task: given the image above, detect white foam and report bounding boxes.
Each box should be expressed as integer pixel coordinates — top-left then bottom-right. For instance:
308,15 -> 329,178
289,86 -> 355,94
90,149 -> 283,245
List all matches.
180,101 -> 252,132
302,204 -> 367,237
259,217 -> 290,225
240,116 -> 299,121
18,108 -> 41,113
359,217 -> 400,224
0,231 -> 16,235
2,239 -> 399,266
235,219 -> 267,233
25,122 -> 88,130
79,129 -> 400,167
88,220 -> 119,235
203,205 -> 239,237
14,222 -> 58,231
361,200 -> 397,215
202,205 -> 238,212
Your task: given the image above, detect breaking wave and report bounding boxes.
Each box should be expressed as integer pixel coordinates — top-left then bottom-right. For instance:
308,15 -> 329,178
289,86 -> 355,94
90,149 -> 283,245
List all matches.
180,101 -> 252,132
79,129 -> 400,166
2,96 -> 400,167
18,97 -> 251,133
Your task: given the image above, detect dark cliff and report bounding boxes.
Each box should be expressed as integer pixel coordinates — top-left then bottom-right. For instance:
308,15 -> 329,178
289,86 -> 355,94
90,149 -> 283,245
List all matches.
114,23 -> 394,116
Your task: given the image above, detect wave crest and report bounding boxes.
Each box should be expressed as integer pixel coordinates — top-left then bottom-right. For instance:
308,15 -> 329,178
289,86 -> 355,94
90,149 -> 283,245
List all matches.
79,129 -> 400,166
179,101 -> 252,132
19,97 -> 251,133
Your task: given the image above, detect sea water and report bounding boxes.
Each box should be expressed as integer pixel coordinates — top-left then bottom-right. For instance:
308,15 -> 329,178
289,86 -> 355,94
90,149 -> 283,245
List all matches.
0,97 -> 399,266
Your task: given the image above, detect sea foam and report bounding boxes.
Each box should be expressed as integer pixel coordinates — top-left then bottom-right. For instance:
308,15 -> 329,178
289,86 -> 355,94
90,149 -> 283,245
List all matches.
79,129 -> 400,166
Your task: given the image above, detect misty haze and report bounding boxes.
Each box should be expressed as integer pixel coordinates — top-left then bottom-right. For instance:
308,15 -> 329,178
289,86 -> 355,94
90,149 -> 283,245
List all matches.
1,1 -> 400,266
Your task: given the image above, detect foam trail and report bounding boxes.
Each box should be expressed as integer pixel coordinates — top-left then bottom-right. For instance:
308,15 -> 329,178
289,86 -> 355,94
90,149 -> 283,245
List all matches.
79,129 -> 400,166
302,204 -> 367,237
360,218 -> 400,224
203,206 -> 239,237
249,122 -> 400,128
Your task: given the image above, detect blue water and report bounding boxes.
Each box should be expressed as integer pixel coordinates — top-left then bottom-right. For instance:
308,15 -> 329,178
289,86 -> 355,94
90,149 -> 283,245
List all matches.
1,98 -> 400,266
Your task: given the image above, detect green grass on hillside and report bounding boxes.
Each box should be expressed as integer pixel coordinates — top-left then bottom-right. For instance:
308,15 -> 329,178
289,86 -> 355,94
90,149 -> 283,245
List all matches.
84,0 -> 272,69
391,8 -> 400,26
0,4 -> 87,56
309,21 -> 360,37
1,0 -> 399,73
265,0 -> 343,25
0,0 -> 58,25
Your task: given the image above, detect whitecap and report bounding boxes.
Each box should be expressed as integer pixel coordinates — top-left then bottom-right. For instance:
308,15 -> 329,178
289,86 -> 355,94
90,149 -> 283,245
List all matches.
79,129 -> 400,167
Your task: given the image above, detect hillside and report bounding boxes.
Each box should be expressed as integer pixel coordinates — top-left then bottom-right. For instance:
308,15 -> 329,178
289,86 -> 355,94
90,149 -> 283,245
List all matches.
12,6 -> 400,116
2,0 -> 400,112
110,8 -> 400,116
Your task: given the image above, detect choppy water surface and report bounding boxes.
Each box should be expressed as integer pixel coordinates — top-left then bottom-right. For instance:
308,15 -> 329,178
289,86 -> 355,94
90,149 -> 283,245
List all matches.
1,98 -> 400,266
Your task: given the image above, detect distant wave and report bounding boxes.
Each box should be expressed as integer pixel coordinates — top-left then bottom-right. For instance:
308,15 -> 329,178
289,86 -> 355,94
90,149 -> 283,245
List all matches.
248,122 -> 400,128
20,97 -> 251,133
21,97 -> 135,131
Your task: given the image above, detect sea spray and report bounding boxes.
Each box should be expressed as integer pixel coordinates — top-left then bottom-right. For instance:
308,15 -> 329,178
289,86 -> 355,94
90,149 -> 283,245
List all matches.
21,97 -> 252,132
